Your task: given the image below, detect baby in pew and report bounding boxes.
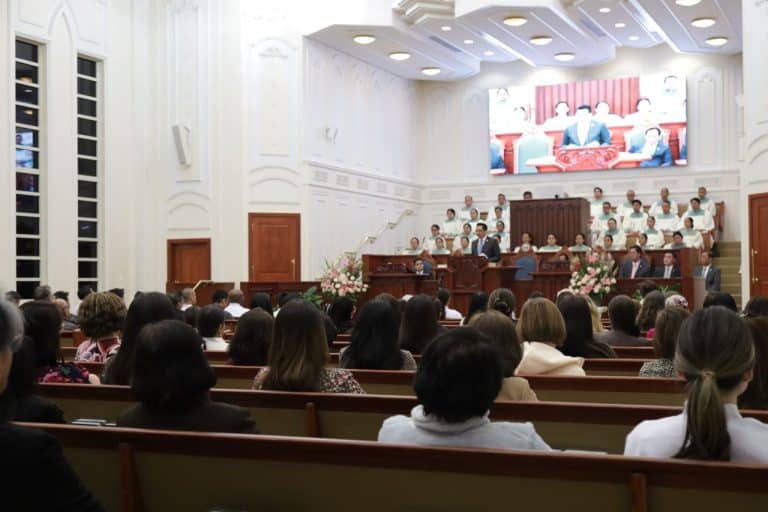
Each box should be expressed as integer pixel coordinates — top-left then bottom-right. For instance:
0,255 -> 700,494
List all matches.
378,328 -> 551,452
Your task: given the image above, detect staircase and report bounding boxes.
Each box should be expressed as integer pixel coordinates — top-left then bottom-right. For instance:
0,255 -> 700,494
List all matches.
714,241 -> 742,308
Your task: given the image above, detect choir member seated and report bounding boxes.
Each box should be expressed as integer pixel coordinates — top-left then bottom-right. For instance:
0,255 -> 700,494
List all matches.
402,237 -> 422,255
569,232 -> 591,252
513,232 -> 538,253
538,233 -> 562,253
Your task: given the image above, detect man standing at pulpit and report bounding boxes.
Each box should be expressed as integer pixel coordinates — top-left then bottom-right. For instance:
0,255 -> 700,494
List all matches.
471,223 -> 501,262
561,104 -> 611,148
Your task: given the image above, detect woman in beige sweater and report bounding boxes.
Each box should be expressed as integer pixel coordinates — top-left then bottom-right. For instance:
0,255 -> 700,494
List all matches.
469,311 -> 537,401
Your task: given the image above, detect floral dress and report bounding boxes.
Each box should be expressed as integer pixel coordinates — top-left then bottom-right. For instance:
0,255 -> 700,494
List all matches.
38,363 -> 92,383
252,367 -> 365,394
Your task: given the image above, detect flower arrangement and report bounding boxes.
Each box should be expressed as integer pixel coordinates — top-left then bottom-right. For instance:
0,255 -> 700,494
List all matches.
320,254 -> 369,300
569,252 -> 616,300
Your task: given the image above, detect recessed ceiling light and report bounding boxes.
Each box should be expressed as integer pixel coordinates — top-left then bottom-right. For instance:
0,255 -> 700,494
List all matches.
615,22 -> 626,28
388,52 -> 411,61
554,53 -> 575,62
464,39 -> 474,45
675,0 -> 701,6
691,17 -> 716,28
421,67 -> 441,76
484,50 -> 495,56
503,16 -> 528,27
705,36 -> 728,47
353,35 -> 376,45
628,35 -> 640,41
599,7 -> 611,13
441,26 -> 451,31
529,35 -> 553,46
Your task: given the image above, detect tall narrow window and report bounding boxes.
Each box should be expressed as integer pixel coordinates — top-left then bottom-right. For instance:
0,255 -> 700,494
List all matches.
14,40 -> 42,299
77,56 -> 100,293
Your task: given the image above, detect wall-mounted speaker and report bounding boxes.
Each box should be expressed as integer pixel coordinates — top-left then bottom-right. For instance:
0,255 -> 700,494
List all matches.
172,124 -> 192,166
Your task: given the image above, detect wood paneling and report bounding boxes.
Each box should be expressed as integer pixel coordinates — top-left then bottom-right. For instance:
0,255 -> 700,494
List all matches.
749,193 -> 768,297
508,198 -> 590,253
535,77 -> 641,124
248,213 -> 300,282
167,238 -> 211,283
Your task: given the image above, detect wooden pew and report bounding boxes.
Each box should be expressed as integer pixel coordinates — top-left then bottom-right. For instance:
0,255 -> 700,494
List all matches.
613,346 -> 655,359
34,383 -> 768,453
31,422 -> 768,512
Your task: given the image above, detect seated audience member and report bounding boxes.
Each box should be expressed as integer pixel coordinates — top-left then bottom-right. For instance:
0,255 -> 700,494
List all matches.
33,285 -> 53,302
472,223 -> 501,262
515,298 -> 585,376
329,296 -> 355,334
513,232 -> 538,253
167,291 -> 185,321
561,104 -> 611,147
470,312 -> 536,401
460,222 -> 477,243
685,196 -> 715,232
2,336 -> 64,423
180,287 -> 196,311
211,289 -> 233,319
431,237 -> 450,255
665,294 -> 689,309
118,320 -> 257,434
593,100 -> 623,126
542,100 -> 572,130
637,233 -> 650,251
638,280 -> 659,298
680,217 -> 704,249
253,300 -> 364,393
340,300 -> 416,371
400,294 -> 440,354
538,233 -> 562,252
600,218 -> 626,249
488,288 -> 516,321
636,291 -> 666,337
53,298 -> 78,331
490,206 -> 505,226
0,300 -> 105,510
224,289 -> 250,318
425,224 -> 442,252
557,295 -> 616,358
197,305 -> 228,351
618,245 -> 651,279
703,292 -> 738,312
249,292 -> 274,316
570,232 -> 590,252
628,127 -> 673,167
75,291 -> 126,362
589,187 -> 605,218
655,200 -> 681,233
596,296 -> 645,346
697,250 -> 721,292
402,237 -> 422,255
101,292 -> 177,385
616,190 -> 638,221
183,305 -> 199,328
437,288 -> 463,321
227,308 -> 274,366
739,317 -> 768,410
586,296 -> 605,333
413,258 -> 432,278
463,292 -> 489,326
648,187 -> 678,217
744,296 -> 768,318
664,231 -> 687,250
442,208 -> 462,237
108,288 -> 125,302
622,200 -> 648,235
495,192 -> 509,213
459,195 -> 477,221
523,191 -> 533,200
3,291 -> 20,306
625,307 -> 768,463
654,252 -> 681,279
639,307 -> 690,377
493,221 -> 510,252
320,311 -> 338,348
378,327 -> 550,450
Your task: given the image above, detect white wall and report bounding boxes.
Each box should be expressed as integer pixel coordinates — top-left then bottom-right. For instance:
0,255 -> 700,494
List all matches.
414,45 -> 744,240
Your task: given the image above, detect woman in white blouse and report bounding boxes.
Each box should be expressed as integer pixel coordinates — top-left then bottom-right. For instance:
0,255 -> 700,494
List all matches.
625,306 -> 768,464
680,216 -> 704,249
513,232 -> 538,253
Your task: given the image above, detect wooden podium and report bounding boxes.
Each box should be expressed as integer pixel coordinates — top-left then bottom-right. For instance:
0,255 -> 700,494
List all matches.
508,198 -> 590,254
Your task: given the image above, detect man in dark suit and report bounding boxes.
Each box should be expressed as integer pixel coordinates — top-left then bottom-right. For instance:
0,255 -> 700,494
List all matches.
695,250 -> 721,291
628,126 -> 673,167
618,245 -> 651,279
471,223 -> 501,262
561,104 -> 611,147
653,251 -> 681,279
413,258 -> 432,278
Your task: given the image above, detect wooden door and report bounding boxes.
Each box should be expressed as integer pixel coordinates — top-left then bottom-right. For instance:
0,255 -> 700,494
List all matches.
167,238 -> 211,284
750,194 -> 768,297
248,213 -> 300,282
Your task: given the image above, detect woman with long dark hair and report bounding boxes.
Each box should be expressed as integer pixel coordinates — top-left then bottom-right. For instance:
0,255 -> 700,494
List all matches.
557,295 -> 616,359
399,295 -> 440,354
340,300 -> 416,370
462,292 -> 489,326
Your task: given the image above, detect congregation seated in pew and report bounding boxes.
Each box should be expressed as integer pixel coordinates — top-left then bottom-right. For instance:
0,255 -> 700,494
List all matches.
639,306 -> 689,378
227,307 -> 273,366
400,294 -> 440,354
596,296 -> 647,347
74,291 -> 125,362
557,295 -> 617,359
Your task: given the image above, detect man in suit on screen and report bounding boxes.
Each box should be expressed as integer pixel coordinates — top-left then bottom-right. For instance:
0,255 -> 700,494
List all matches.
561,104 -> 612,148
628,126 -> 673,167
471,223 -> 501,262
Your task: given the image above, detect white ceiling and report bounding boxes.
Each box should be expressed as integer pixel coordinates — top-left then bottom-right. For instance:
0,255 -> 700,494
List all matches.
307,0 -> 742,81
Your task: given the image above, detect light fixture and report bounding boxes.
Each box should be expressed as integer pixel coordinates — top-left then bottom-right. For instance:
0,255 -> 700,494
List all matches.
484,50 -> 495,56
503,16 -> 528,27
691,17 -> 716,28
24,109 -> 33,115
599,7 -> 611,13
421,67 -> 441,76
629,35 -> 640,41
388,52 -> 411,61
529,35 -> 553,46
353,35 -> 376,45
615,22 -> 626,28
464,39 -> 474,45
441,25 -> 451,31
554,53 -> 575,62
705,36 -> 728,47
675,0 -> 701,6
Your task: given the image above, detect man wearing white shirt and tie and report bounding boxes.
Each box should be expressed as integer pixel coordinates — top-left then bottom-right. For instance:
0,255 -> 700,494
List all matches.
653,252 -> 681,279
696,250 -> 721,292
471,223 -> 501,262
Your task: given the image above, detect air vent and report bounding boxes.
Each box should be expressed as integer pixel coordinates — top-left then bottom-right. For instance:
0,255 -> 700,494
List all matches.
428,35 -> 463,53
580,16 -> 607,38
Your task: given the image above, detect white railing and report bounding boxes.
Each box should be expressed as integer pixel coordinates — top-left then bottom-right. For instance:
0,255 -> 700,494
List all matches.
345,209 -> 414,257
